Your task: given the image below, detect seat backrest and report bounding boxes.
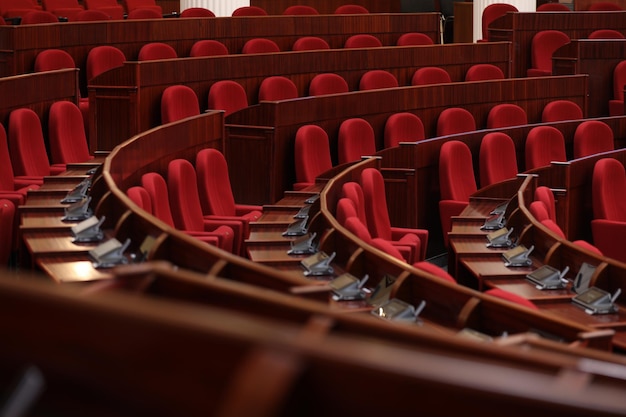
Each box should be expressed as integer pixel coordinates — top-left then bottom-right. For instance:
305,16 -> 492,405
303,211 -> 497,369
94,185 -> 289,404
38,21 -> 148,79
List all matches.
439,140 -> 477,201
335,4 -> 369,13
486,103 -> 527,129
161,85 -> 200,124
412,261 -> 456,283
344,34 -> 383,48
536,3 -> 570,10
207,80 -> 248,116
485,288 -> 539,310
335,198 -> 358,226
0,0 -> 38,18
84,0 -> 125,19
34,49 -> 74,71
8,108 -> 51,177
141,172 -> 175,227
534,186 -> 557,222
283,5 -> 318,14
359,70 -> 398,91
465,63 -> 505,81
592,158 -> 626,222
180,7 -> 214,17
42,0 -> 82,10
292,36 -> 330,51
344,216 -> 373,243
123,0 -> 161,13
411,67 -> 452,85
241,38 -> 280,54
341,181 -> 368,225
479,132 -> 518,188
74,9 -> 111,20
573,120 -> 614,159
195,148 -> 237,216
588,1 -> 623,10
294,125 -> 333,185
529,200 -> 550,222
436,107 -> 476,136
166,159 -> 206,231
396,32 -> 434,46
360,168 -> 393,240
21,10 -> 59,24
0,124 -> 17,191
308,73 -> 349,96
48,100 -> 90,164
137,42 -> 177,60
530,30 -> 570,73
338,118 -> 377,164
370,237 -> 406,261
126,186 -> 152,213
524,126 -> 566,170
231,6 -> 267,16
189,40 -> 229,57
259,76 -> 298,101
384,112 -> 425,147
126,7 -> 161,18
541,100 -> 583,122
86,45 -> 125,81
589,29 -> 625,39
481,3 -> 518,40
613,60 -> 626,101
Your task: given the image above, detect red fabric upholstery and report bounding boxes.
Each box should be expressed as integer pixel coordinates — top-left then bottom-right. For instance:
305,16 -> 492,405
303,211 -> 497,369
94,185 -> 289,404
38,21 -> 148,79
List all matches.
0,124 -> 40,206
259,76 -> 298,101
42,0 -> 83,20
336,198 -> 358,226
384,112 -> 425,148
609,60 -> 626,116
588,2 -> 623,10
541,100 -> 583,122
524,126 -> 566,170
242,38 -> 280,54
231,6 -> 267,16
292,36 -> 330,51
127,8 -> 161,18
337,118 -> 377,164
370,238 -> 407,262
308,73 -> 349,96
344,216 -> 373,242
334,4 -> 369,13
48,101 -> 92,164
180,7 -> 214,17
21,10 -> 59,23
465,64 -> 505,81
34,49 -> 74,72
412,261 -> 456,283
589,29 -> 624,39
86,46 -> 126,81
534,186 -> 557,222
592,158 -> 626,262
359,70 -> 398,91
485,288 -> 539,310
207,80 -> 248,116
436,107 -> 476,136
122,0 -> 162,14
527,30 -> 570,76
84,0 -> 124,20
541,219 -> 566,239
161,85 -> 200,124
536,3 -> 570,11
396,32 -> 433,46
74,9 -> 111,20
127,186 -> 152,212
480,3 -> 518,42
283,5 -> 318,15
0,199 -> 15,265
573,120 -> 614,159
189,40 -> 228,57
529,201 -> 550,222
138,43 -> 177,60
487,103 -> 527,129
344,34 -> 382,48
294,125 -> 332,190
341,182 -> 368,225
0,0 -> 40,18
479,132 -> 518,188
411,67 -> 452,85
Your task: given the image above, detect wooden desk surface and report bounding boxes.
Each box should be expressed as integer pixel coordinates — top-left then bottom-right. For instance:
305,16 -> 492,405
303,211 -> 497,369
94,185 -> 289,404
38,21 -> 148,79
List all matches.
483,278 -> 574,302
459,256 -> 538,290
36,254 -> 114,284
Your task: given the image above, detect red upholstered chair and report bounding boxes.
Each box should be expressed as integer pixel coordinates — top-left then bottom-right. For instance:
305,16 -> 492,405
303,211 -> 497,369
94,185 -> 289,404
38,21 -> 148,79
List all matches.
189,40 -> 228,57
308,73 -> 349,96
21,10 -> 59,23
334,4 -> 369,13
48,101 -> 93,164
541,100 -> 583,122
370,238 -> 407,262
412,261 -> 456,284
337,118 -> 377,164
592,158 -> 626,262
84,0 -> 124,20
384,112 -> 425,148
527,30 -> 570,77
34,49 -> 74,71
74,9 -> 111,20
122,0 -> 162,14
42,0 -> 83,21
588,29 -> 625,39
360,168 -> 428,261
359,70 -> 398,91
0,0 -> 40,19
126,186 -> 152,212
588,2 -> 623,10
242,38 -> 280,54
161,85 -> 200,124
411,67 -> 452,85
0,124 -> 40,206
436,107 -> 476,137
439,141 -> 477,246
258,76 -> 298,101
137,42 -> 177,60
283,5 -> 318,15
609,60 -> 626,116
344,216 -> 375,243
524,126 -> 566,170
8,108 -> 66,178
126,7 -> 161,18
293,125 -> 332,190
479,3 -> 518,42
485,288 -> 539,310
292,36 -> 330,51
479,132 -> 518,188
573,120 -> 614,159
86,46 -> 126,81
341,182 -> 368,226
529,201 -> 550,222
194,149 -> 263,253
465,64 -> 505,81
336,198 -> 359,226
486,103 -> 527,129
180,7 -> 214,17
536,3 -> 570,10
232,6 -> 267,16
207,80 -> 248,117
534,186 -> 557,222
0,199 -> 15,266
344,34 -> 382,48
396,32 -> 434,46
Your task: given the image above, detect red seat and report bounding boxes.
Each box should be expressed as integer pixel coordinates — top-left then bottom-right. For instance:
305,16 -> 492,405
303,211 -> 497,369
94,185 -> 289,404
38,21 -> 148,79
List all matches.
436,107 -> 476,136
573,120 -> 614,159
384,112 -> 425,148
241,38 -> 280,54
86,46 -> 126,81
588,2 -> 623,10
536,3 -> 570,11
207,80 -> 248,117
370,237 -> 408,262
0,0 -> 41,19
231,6 -> 267,16
34,49 -> 74,71
344,34 -> 382,48
336,198 -> 358,226
588,29 -> 625,39
258,76 -> 298,101
189,40 -> 228,57
48,101 -> 93,164
486,103 -> 527,129
411,67 -> 452,85
396,32 -> 434,46
84,0 -> 124,20
334,4 -> 369,14
137,42 -> 177,60
465,64 -> 505,81
485,288 -> 539,310
359,70 -> 398,91
529,201 -> 551,223
0,123 -> 40,207
20,10 -> 59,23
479,3 -> 518,42
42,0 -> 83,20
161,85 -> 200,124
308,73 -> 349,96
337,118 -> 377,164
541,100 -> 583,122
344,216 -> 375,244
609,60 -> 626,116
0,199 -> 15,266
341,182 -> 369,226
122,0 -> 162,14
527,30 -> 570,77
524,126 -> 566,170
74,9 -> 111,20
412,261 -> 456,284
283,5 -> 318,15
126,186 -> 152,212
592,158 -> 626,262
534,186 -> 557,222
479,132 -> 518,188
293,125 -> 332,191
180,7 -> 214,17
126,7 -> 161,18
292,36 -> 330,51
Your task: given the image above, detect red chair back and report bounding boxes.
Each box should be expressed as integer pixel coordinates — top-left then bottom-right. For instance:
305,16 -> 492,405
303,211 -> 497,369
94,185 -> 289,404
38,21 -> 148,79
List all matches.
259,76 -> 298,101
593,158 -> 626,222
338,118 -> 377,164
396,32 -> 433,46
189,40 -> 228,57
479,132 -> 518,188
411,67 -> 451,85
48,101 -> 91,164
292,36 -> 330,51
8,108 -> 52,177
528,30 -> 570,76
487,103 -> 527,129
141,172 -> 176,227
232,6 -> 267,16
127,186 -> 152,213
34,49 -> 74,71
195,149 -> 237,216
207,80 -> 248,116
524,126 -> 566,170
334,4 -> 368,13
541,100 -> 583,122
341,182 -> 368,225
481,3 -> 518,40
283,5 -> 318,14
384,112 -> 425,148
138,42 -> 177,60
242,38 -> 280,54
294,125 -> 332,190
436,107 -> 476,136
161,85 -> 200,124
439,140 -> 477,201
180,7 -> 214,17
86,46 -> 126,81
465,63 -> 505,81
573,120 -> 614,159
359,70 -> 398,91
344,34 -> 382,48
308,73 -> 348,96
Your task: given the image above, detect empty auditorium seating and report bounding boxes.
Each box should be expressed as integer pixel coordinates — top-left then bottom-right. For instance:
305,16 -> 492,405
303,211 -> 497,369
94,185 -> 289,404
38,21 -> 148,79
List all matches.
189,40 -> 229,57
161,85 -> 200,124
534,186 -> 557,222
308,73 -> 349,96
541,100 -> 583,122
411,67 -> 452,85
74,9 -> 111,20
485,288 -> 539,310
465,64 -> 505,81
383,112 -> 425,148
21,10 -> 59,23
344,34 -> 383,48
231,6 -> 267,16
126,7 -> 161,18
86,46 -> 126,81
207,80 -> 248,116
84,0 -> 125,20
48,101 -> 93,164
42,0 -> 83,21
359,70 -> 398,91
341,181 -> 369,226
292,36 -> 330,51
609,60 -> 626,116
479,3 -> 518,42
524,126 -> 566,170
242,38 -> 280,54
334,4 -> 369,14
479,132 -> 518,187
0,0 -> 41,19
258,76 -> 298,101
0,124 -> 40,204
573,120 -> 614,158
283,5 -> 318,15
34,49 -> 74,72
436,107 -> 476,136
122,0 -> 162,14
180,7 -> 214,17
293,125 -> 332,190
337,118 -> 377,164
486,103 -> 527,129
396,32 -> 434,46
536,3 -> 570,11
527,30 -> 570,77
137,43 -> 177,60
588,29 -> 625,39
413,261 -> 457,284
335,198 -> 359,226
588,2 -> 623,10
369,237 -> 408,262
